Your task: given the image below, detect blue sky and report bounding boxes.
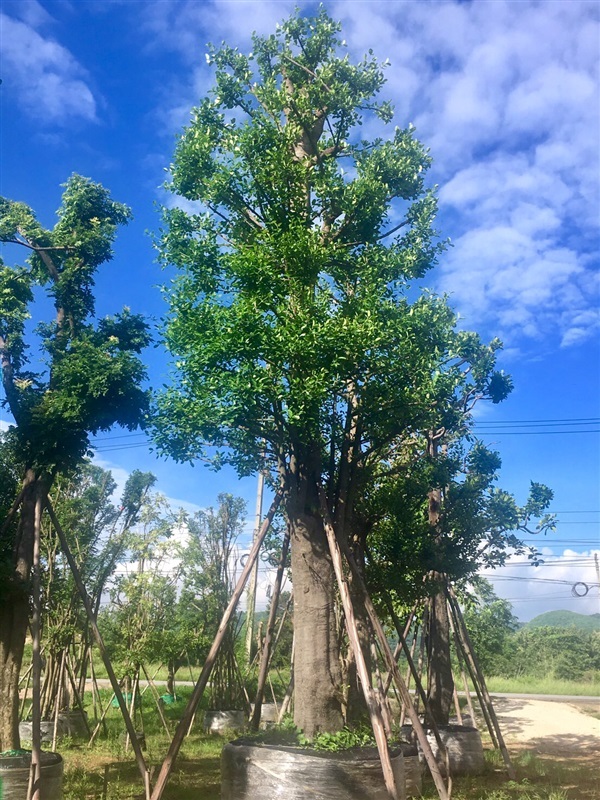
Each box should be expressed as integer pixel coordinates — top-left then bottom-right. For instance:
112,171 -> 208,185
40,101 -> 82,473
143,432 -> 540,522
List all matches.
0,0 -> 598,620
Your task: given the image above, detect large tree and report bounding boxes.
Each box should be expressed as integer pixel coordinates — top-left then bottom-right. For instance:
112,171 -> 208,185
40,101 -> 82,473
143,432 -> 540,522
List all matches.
0,175 -> 150,750
154,10 -> 452,736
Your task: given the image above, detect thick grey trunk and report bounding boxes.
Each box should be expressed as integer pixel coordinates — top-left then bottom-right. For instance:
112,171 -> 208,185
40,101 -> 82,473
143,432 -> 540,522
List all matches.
427,587 -> 454,726
288,482 -> 343,737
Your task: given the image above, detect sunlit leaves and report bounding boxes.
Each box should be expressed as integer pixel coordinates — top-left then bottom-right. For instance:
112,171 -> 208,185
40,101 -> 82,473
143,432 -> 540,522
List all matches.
0,176 -> 150,473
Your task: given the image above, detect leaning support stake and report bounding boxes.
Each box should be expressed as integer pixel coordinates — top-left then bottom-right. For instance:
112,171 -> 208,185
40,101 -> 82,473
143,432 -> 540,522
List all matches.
150,491 -> 282,800
27,493 -> 44,800
319,495 -> 401,800
250,530 -> 290,730
46,499 -> 152,800
317,486 -> 451,800
447,586 -> 515,781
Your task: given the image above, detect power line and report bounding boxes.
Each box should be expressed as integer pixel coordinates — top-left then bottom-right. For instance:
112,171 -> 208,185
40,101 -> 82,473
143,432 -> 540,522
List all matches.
501,559 -> 597,566
474,429 -> 600,436
481,574 -> 599,586
474,417 -> 599,424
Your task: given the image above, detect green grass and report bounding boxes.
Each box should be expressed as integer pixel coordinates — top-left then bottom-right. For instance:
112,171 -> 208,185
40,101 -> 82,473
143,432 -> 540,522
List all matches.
483,675 -> 600,697
54,686 -> 600,800
60,737 -> 599,800
416,749 -> 598,800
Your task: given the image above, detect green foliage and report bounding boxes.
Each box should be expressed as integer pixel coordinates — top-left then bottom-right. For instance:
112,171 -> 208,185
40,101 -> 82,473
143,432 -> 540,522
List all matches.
505,626 -> 600,681
462,580 -> 520,676
153,7 -> 450,480
524,610 -> 600,632
0,174 -> 150,474
299,725 -> 376,752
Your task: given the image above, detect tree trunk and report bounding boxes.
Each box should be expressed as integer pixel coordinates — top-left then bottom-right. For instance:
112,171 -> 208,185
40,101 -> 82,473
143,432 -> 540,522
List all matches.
287,476 -> 343,737
0,472 -> 44,751
167,661 -> 176,698
427,586 -> 454,726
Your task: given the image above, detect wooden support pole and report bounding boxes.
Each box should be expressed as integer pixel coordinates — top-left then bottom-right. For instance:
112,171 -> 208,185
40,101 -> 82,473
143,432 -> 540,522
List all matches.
384,607 -> 416,696
51,651 -> 67,752
20,661 -> 34,720
141,664 -> 172,738
277,634 -> 294,723
447,597 -> 497,746
449,623 -> 478,731
88,685 -> 122,747
65,654 -> 92,738
150,491 -> 282,800
250,531 -> 290,730
447,586 -> 515,780
317,487 -> 451,800
28,493 -> 43,800
319,496 -> 401,800
399,625 -> 418,727
452,683 -> 463,725
385,602 -> 432,725
372,641 -> 393,737
45,498 -> 151,799
245,470 -> 265,659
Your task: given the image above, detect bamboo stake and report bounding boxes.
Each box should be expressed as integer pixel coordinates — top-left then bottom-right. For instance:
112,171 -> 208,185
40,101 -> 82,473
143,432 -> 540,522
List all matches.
245,470 -> 265,659
447,598 -> 496,745
317,487 -> 450,800
28,492 -> 43,800
125,670 -> 140,753
447,587 -> 515,780
65,654 -> 93,737
449,621 -> 478,730
20,660 -> 34,721
399,624 -> 418,727
51,651 -> 67,752
319,500 -> 401,800
150,491 -> 282,800
277,635 -> 294,722
88,686 -> 121,747
452,683 -> 463,725
45,498 -> 151,800
250,531 -> 290,730
19,661 -> 34,688
384,598 -> 446,759
461,668 -> 477,728
88,645 -> 103,728
384,607 -> 416,696
372,641 -> 393,737
141,663 -> 172,738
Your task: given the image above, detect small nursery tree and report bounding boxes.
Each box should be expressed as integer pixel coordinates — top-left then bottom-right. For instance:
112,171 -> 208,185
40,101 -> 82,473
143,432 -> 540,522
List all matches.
101,492 -> 179,688
178,494 -> 247,710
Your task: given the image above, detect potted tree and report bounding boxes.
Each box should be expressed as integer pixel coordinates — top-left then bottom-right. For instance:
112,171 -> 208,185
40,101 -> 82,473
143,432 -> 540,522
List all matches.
0,176 -> 149,795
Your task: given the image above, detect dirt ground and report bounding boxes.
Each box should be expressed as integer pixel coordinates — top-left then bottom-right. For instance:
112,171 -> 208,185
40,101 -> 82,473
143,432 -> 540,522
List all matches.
491,696 -> 600,757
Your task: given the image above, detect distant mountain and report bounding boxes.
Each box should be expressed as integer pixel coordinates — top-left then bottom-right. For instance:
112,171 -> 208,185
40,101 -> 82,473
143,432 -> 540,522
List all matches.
525,610 -> 600,632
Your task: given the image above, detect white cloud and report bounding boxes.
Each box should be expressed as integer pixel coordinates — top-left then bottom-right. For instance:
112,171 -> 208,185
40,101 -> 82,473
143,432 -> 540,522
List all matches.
139,0 -> 599,352
0,11 -> 97,124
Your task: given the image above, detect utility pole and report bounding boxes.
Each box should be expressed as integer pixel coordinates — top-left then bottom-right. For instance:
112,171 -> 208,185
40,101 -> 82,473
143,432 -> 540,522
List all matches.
245,471 -> 265,659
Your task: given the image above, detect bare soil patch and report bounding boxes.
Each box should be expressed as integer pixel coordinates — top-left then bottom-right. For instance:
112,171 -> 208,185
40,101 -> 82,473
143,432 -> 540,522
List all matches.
493,696 -> 600,758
